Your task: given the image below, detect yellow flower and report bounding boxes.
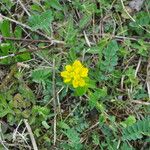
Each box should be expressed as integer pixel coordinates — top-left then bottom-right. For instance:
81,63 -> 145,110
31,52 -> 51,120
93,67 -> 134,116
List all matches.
72,60 -> 83,68
61,60 -> 88,88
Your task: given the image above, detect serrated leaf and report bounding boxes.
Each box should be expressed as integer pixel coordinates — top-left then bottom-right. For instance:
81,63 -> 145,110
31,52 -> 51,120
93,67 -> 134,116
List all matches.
122,118 -> 150,141
18,84 -> 35,104
89,87 -> 107,108
28,10 -> 53,31
0,109 -> 11,117
31,69 -> 51,84
103,40 -> 119,57
65,17 -> 78,44
79,14 -> 91,28
46,0 -> 63,10
63,128 -> 81,144
58,121 -> 70,129
99,40 -> 119,74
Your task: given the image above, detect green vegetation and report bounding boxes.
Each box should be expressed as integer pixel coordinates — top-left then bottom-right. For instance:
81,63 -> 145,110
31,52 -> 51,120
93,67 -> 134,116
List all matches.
0,0 -> 150,149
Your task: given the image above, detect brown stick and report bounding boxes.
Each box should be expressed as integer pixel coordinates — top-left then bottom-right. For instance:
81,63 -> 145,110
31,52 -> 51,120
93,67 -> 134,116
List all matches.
0,45 -> 54,60
0,14 -> 65,45
24,119 -> 38,150
131,100 -> 150,106
2,36 -> 53,44
52,59 -> 57,145
0,65 -> 17,90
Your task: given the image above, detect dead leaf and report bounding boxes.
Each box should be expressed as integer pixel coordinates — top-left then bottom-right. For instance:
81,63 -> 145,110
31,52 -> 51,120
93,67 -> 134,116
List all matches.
129,0 -> 145,11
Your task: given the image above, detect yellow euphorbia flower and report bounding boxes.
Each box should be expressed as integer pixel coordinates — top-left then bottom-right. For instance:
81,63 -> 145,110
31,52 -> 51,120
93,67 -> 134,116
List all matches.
61,60 -> 88,88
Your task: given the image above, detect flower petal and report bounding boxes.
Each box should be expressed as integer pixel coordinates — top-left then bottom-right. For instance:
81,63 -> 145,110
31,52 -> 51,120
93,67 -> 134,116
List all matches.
65,65 -> 72,72
79,78 -> 85,87
61,71 -> 69,78
61,60 -> 89,88
72,79 -> 79,88
64,78 -> 71,83
81,68 -> 88,77
72,60 -> 83,68
74,67 -> 81,74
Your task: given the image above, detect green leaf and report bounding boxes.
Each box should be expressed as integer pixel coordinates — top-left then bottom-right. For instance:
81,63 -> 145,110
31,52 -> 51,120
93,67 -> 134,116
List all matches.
103,40 -> 119,57
31,69 -> 51,84
18,84 -> 35,104
58,121 -> 70,129
32,105 -> 50,123
46,0 -> 63,10
0,20 -> 11,37
98,40 -> 119,80
15,49 -> 31,62
121,142 -> 134,150
132,40 -> 148,57
121,116 -> 136,128
130,12 -> 150,27
89,87 -> 107,108
0,43 -> 11,55
124,67 -> 138,85
92,133 -> 100,145
65,128 -> 80,142
30,4 -> 43,12
99,114 -> 106,126
122,118 -> 150,141
79,14 -> 91,29
74,87 -> 87,96
0,0 -> 14,10
28,10 -> 53,31
87,38 -> 109,55
0,109 -> 11,117
0,94 -> 13,118
14,26 -> 22,38
42,121 -> 50,129
65,17 -> 78,45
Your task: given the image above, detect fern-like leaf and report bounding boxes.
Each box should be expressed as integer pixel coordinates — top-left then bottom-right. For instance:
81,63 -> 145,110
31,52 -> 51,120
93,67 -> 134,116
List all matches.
100,40 -> 119,73
28,10 -> 53,31
122,117 -> 150,141
32,105 -> 50,117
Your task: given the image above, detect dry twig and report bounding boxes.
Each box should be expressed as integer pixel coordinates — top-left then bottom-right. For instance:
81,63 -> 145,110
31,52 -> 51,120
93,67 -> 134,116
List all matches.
146,57 -> 150,99
131,100 -> 150,105
24,119 -> 38,150
52,59 -> 57,145
17,0 -> 31,16
0,14 -> 65,44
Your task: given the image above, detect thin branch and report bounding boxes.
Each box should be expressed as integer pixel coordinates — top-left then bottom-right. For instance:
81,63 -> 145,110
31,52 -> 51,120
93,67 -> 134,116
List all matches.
80,122 -> 99,143
2,36 -> 53,44
0,54 -> 15,60
131,100 -> 150,106
0,13 -> 65,44
120,0 -> 135,22
103,34 -> 150,42
146,57 -> 150,99
24,119 -> 38,150
17,0 -> 31,16
135,57 -> 142,77
52,59 -> 57,145
120,0 -> 150,34
83,30 -> 91,47
0,45 -> 52,60
13,120 -> 22,142
79,33 -> 150,43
